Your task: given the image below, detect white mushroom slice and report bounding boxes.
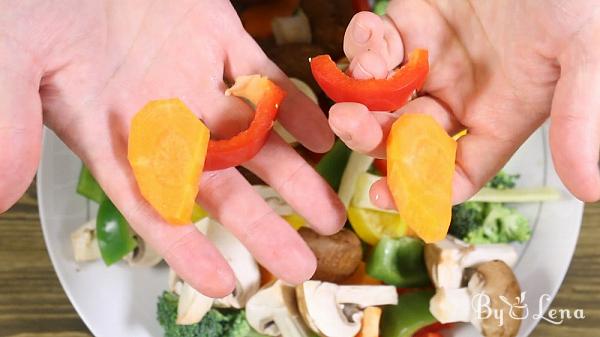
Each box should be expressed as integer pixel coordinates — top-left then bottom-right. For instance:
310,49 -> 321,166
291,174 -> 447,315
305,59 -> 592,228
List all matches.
429,260 -> 522,337
429,288 -> 472,323
424,236 -> 518,289
176,282 -> 214,325
253,185 -> 294,216
124,236 -> 162,267
193,217 -> 211,235
297,281 -> 399,337
168,268 -> 182,295
202,219 -> 261,308
71,219 -> 101,262
246,280 -> 312,337
335,285 -> 398,308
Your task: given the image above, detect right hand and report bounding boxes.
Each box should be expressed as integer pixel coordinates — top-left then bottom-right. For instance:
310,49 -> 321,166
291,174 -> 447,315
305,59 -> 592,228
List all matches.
330,0 -> 600,207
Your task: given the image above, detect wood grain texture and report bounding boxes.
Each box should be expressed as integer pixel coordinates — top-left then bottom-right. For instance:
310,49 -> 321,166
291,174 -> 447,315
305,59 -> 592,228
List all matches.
0,183 -> 598,337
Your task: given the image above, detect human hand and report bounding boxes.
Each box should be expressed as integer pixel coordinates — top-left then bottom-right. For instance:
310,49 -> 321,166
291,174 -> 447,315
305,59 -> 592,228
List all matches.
0,0 -> 345,296
330,0 -> 600,205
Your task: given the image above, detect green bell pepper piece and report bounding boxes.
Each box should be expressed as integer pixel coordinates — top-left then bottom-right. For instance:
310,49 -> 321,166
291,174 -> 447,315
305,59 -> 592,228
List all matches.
366,236 -> 430,287
381,290 -> 437,337
315,140 -> 352,191
373,0 -> 389,15
77,165 -> 106,203
96,198 -> 137,265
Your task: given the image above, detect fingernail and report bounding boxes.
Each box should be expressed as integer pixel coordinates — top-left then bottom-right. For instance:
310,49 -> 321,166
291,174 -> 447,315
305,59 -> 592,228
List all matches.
330,123 -> 353,143
353,23 -> 371,44
370,184 -> 396,210
351,61 -> 374,80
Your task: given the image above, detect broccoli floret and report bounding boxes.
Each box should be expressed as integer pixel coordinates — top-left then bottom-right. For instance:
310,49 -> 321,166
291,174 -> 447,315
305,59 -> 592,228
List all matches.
157,292 -> 265,337
465,203 -> 532,244
486,171 -> 520,190
448,202 -> 487,239
157,291 -> 201,337
449,171 -> 533,244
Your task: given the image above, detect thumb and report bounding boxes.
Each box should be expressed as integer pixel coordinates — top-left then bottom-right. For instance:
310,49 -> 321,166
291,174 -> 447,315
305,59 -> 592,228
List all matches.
0,41 -> 43,212
549,45 -> 600,202
343,11 -> 404,71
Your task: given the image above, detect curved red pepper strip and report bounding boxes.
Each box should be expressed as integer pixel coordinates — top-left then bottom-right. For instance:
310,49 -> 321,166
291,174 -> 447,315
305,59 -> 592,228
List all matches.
204,80 -> 285,171
310,49 -> 429,111
352,0 -> 372,13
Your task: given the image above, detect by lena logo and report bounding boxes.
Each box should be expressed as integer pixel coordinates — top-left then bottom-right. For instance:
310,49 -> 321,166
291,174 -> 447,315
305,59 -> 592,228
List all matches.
472,292 -> 586,326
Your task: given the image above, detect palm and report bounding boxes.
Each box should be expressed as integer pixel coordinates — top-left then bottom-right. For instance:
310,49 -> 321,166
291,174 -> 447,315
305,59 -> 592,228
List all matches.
1,0 -> 345,296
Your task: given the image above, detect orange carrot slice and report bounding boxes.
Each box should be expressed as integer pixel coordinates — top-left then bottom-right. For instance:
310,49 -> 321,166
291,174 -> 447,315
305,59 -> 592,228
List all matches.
128,99 -> 210,224
341,262 -> 382,286
386,114 -> 456,243
356,306 -> 382,337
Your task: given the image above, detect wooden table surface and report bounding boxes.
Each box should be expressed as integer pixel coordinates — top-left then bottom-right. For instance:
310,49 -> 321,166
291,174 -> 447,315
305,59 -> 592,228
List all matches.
0,183 -> 598,337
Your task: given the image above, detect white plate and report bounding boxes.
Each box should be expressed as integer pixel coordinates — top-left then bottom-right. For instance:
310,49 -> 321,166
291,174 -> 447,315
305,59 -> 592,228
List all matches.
38,125 -> 583,337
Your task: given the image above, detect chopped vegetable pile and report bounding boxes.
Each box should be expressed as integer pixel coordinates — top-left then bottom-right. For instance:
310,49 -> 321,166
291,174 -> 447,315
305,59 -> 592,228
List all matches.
157,291 -> 264,337
449,172 -> 532,244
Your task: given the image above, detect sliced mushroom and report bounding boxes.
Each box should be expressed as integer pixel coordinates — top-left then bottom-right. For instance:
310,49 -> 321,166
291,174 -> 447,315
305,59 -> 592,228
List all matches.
176,282 -> 214,325
253,185 -> 294,216
167,268 -> 214,325
168,268 -> 182,295
194,218 -> 261,308
296,281 -> 398,337
298,228 -> 362,283
429,260 -> 522,337
124,236 -> 163,267
246,280 -> 313,337
71,219 -> 101,262
424,237 -> 518,289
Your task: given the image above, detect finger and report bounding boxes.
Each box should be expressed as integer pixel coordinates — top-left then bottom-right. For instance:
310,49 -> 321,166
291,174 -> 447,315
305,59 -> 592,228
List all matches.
452,116 -> 543,204
329,97 -> 462,158
385,0 -> 474,116
0,43 -> 43,212
369,177 -> 396,210
549,52 -> 600,202
244,133 -> 346,235
344,12 -> 404,70
65,119 -> 236,297
328,102 -> 391,158
196,168 -> 317,285
347,50 -> 388,80
225,36 -> 334,153
396,96 -> 464,135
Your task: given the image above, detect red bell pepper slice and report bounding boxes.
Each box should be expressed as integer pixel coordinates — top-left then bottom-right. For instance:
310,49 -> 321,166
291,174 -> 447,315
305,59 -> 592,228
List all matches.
204,76 -> 286,171
310,49 -> 429,111
373,158 -> 388,176
412,322 -> 454,337
352,0 -> 372,13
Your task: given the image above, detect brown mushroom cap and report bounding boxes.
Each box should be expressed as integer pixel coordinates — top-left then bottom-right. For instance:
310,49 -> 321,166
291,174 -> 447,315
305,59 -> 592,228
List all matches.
299,228 -> 362,283
467,260 -> 522,337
